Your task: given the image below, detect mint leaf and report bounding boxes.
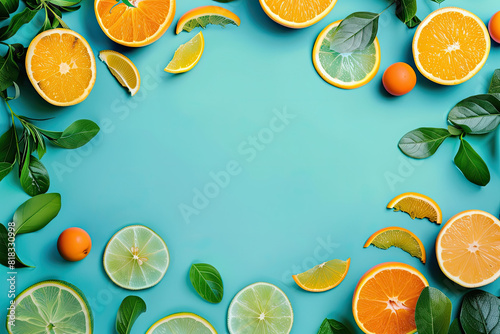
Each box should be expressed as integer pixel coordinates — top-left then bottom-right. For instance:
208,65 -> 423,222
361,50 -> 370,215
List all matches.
13,193 -> 61,235
116,296 -> 146,334
454,138 -> 490,186
398,128 -> 450,158
415,287 -> 452,334
460,290 -> 500,334
189,263 -> 224,303
448,94 -> 500,134
317,318 -> 352,334
330,12 -> 379,53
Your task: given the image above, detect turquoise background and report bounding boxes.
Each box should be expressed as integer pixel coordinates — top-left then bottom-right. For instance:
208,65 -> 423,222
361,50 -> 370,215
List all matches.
1,0 -> 500,332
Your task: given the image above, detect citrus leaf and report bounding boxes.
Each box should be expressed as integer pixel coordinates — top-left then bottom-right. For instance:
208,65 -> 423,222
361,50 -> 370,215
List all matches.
405,15 -> 420,28
189,263 -> 224,303
0,224 -> 32,268
13,193 -> 61,235
489,69 -> 500,94
317,318 -> 352,334
0,0 -> 18,14
181,15 -> 239,33
449,319 -> 464,334
460,290 -> 500,334
51,120 -> 99,149
116,296 -> 146,334
0,7 -> 38,41
0,126 -> 17,163
415,287 -> 452,334
429,0 -> 445,3
0,45 -> 20,91
0,161 -> 13,181
447,125 -> 463,136
454,138 -> 490,186
20,154 -> 49,196
448,94 -> 500,134
330,12 -> 379,53
47,0 -> 81,6
395,0 -> 417,24
398,128 -> 450,159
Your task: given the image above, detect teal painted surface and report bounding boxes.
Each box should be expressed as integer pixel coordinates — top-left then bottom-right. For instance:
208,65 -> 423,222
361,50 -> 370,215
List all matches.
1,0 -> 499,333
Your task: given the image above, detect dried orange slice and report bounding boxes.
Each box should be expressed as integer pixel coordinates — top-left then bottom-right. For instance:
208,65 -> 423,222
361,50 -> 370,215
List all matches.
292,258 -> 350,292
353,262 -> 428,334
95,0 -> 176,47
259,0 -> 337,28
176,5 -> 240,34
387,192 -> 442,225
364,227 -> 426,263
25,29 -> 96,107
413,7 -> 490,85
436,210 -> 500,288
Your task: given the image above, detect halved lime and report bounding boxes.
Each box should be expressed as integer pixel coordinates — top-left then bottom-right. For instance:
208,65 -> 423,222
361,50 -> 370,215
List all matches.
313,21 -> 381,89
146,312 -> 217,333
227,282 -> 293,334
6,280 -> 93,334
103,225 -> 169,290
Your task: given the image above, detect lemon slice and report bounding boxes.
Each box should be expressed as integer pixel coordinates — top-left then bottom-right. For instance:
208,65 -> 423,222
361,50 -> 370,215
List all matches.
99,50 -> 140,96
165,32 -> 204,73
313,21 -> 380,89
292,258 -> 350,292
146,312 -> 217,334
364,227 -> 426,263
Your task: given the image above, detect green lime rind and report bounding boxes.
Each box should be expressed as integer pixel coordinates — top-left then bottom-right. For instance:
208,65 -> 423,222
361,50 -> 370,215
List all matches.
182,15 -> 238,32
146,312 -> 217,334
6,280 -> 93,334
227,282 -> 293,334
103,224 -> 170,290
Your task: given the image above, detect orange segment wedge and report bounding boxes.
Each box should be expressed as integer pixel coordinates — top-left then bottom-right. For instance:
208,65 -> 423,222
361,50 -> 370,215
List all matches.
387,192 -> 442,225
176,6 -> 240,34
436,210 -> 500,288
25,29 -> 96,107
364,227 -> 426,263
259,0 -> 337,28
292,258 -> 350,292
95,0 -> 175,47
353,262 -> 429,334
413,7 -> 490,85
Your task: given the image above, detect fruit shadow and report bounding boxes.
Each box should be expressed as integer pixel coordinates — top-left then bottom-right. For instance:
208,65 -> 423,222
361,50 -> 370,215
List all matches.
47,237 -> 68,265
244,0 -> 300,35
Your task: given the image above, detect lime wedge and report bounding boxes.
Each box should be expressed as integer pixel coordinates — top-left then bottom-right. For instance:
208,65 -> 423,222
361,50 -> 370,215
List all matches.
103,225 -> 169,290
227,282 -> 293,334
146,312 -> 217,333
6,280 -> 93,334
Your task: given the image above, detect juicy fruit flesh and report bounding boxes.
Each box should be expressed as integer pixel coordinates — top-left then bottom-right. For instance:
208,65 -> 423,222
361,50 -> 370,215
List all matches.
392,197 -> 438,223
356,268 -> 427,334
148,315 -> 214,334
166,33 -> 203,71
104,226 -> 169,290
439,213 -> 500,285
100,52 -> 138,91
416,11 -> 488,81
30,32 -> 93,103
294,259 -> 349,290
262,0 -> 332,24
96,0 -> 172,43
9,282 -> 91,334
369,229 -> 424,262
228,283 -> 293,334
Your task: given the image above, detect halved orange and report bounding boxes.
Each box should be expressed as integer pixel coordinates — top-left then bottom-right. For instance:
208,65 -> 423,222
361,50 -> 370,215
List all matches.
25,29 -> 96,107
292,258 -> 350,292
413,7 -> 490,85
176,6 -> 240,34
259,0 -> 337,28
353,262 -> 429,334
364,227 -> 426,263
95,0 -> 175,47
436,210 -> 500,288
387,192 -> 442,225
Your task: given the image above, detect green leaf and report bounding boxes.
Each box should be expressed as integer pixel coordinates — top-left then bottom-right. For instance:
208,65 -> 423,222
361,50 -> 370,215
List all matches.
405,15 -> 421,28
429,0 -> 445,3
415,287 -> 452,334
460,290 -> 500,334
116,296 -> 146,334
13,193 -> 61,235
398,128 -> 450,159
0,224 -> 32,268
38,128 -> 62,140
396,0 -> 417,24
0,126 -> 17,163
454,138 -> 490,186
489,69 -> 500,94
447,94 -> 500,134
38,11 -> 53,33
47,0 -> 81,6
181,14 -> 239,33
0,45 -> 20,91
51,120 -> 99,149
1,0 -> 19,14
20,154 -> 49,196
0,7 -> 38,41
1,81 -> 21,100
317,318 -> 352,334
0,161 -> 13,181
448,125 -> 463,136
189,263 -> 224,303
0,3 -> 10,20
329,12 -> 379,53
448,319 -> 464,334
212,0 -> 237,2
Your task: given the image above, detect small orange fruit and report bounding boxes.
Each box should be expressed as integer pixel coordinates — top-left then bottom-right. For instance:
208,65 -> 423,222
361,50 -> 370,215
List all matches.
57,227 -> 92,261
489,11 -> 500,43
353,262 -> 429,334
382,63 -> 417,96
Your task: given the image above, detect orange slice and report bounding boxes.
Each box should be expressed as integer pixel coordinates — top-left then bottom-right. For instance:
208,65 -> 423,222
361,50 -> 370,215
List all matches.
413,7 -> 490,85
292,258 -> 350,292
364,227 -> 426,263
25,29 -> 96,107
353,262 -> 429,334
95,0 -> 175,47
387,192 -> 442,225
259,0 -> 337,29
436,210 -> 500,288
176,6 -> 240,34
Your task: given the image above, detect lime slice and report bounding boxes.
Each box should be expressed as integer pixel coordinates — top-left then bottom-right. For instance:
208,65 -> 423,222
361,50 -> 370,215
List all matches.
103,225 -> 169,290
165,32 -> 204,73
313,21 -> 381,89
6,280 -> 93,334
146,312 -> 217,333
227,282 -> 293,334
